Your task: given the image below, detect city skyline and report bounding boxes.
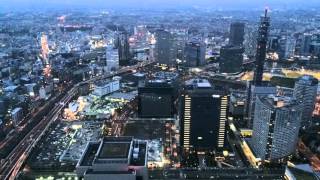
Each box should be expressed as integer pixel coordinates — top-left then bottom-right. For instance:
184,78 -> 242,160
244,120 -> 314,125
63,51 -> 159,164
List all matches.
1,1 -> 320,179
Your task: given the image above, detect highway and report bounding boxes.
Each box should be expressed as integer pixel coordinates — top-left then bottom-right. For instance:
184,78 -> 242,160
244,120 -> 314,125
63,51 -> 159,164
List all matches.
0,88 -> 76,180
0,94 -> 62,150
0,61 -> 154,180
111,108 -> 133,137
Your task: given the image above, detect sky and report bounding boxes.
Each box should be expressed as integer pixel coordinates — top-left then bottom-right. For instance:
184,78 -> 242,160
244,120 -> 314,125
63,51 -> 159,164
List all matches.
0,0 -> 319,10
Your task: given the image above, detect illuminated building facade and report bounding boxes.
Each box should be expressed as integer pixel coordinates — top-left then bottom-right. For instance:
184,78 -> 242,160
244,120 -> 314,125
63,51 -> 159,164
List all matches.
251,95 -> 302,162
40,33 -> 51,78
180,79 -> 228,152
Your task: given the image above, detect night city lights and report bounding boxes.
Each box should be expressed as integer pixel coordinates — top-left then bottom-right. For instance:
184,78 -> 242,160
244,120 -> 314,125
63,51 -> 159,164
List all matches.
0,0 -> 320,179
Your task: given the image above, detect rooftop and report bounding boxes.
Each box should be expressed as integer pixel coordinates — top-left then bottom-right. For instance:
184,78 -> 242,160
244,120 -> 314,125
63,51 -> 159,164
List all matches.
80,142 -> 100,166
98,142 -> 131,159
258,95 -> 301,110
185,78 -> 212,89
296,75 -> 318,86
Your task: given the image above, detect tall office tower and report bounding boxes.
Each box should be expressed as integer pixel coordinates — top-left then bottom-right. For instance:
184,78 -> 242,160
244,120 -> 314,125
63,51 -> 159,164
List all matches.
268,36 -> 280,52
253,9 -> 270,86
244,25 -> 258,57
180,79 -> 228,152
300,33 -> 312,56
245,9 -> 272,128
117,31 -> 130,66
229,22 -> 245,47
293,75 -> 318,128
220,45 -> 244,73
138,80 -> 175,118
246,82 -> 276,128
183,41 -> 206,67
251,95 -> 302,162
276,36 -> 296,59
310,35 -> 320,57
284,36 -> 296,59
155,29 -> 175,65
106,45 -> 119,72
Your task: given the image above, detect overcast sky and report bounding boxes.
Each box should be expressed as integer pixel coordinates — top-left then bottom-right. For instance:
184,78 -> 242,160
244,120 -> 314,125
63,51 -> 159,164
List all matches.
1,0 -> 319,10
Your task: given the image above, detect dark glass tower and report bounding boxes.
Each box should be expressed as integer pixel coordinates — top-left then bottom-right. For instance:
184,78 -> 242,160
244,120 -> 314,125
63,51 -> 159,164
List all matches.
220,45 -> 244,73
253,9 -> 270,86
117,31 -> 130,66
184,41 -> 206,67
229,22 -> 245,47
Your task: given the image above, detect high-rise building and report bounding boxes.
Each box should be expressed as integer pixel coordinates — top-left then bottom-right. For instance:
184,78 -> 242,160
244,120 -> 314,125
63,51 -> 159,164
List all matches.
284,36 -> 296,59
246,9 -> 273,129
229,91 -> 246,117
155,29 -> 175,65
138,80 -> 175,118
183,41 -> 206,67
117,31 -> 130,66
246,82 -> 276,129
219,45 -> 244,73
293,75 -> 318,128
244,25 -> 258,57
229,22 -> 245,47
268,36 -> 280,52
180,79 -> 228,152
251,95 -> 302,162
106,45 -> 119,72
300,33 -> 312,56
253,9 -> 270,86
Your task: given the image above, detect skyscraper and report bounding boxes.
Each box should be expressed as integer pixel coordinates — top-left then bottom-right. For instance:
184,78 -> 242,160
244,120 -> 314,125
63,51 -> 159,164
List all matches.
220,45 -> 244,73
253,9 -> 270,86
251,95 -> 302,162
284,36 -> 296,59
106,45 -> 119,72
229,22 -> 245,47
117,31 -> 130,66
300,33 -> 312,56
184,41 -> 206,67
246,82 -> 276,128
245,9 -> 273,129
180,79 -> 228,152
155,29 -> 175,65
138,80 -> 175,118
293,75 -> 318,128
244,25 -> 258,58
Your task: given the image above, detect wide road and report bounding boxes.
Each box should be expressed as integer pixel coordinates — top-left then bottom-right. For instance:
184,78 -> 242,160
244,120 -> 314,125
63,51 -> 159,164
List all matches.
0,61 -> 154,180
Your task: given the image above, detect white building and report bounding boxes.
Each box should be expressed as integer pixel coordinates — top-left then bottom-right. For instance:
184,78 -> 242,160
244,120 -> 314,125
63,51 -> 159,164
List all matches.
106,45 -> 119,72
11,107 -> 23,126
293,75 -> 318,128
92,80 -> 120,97
251,95 -> 302,162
